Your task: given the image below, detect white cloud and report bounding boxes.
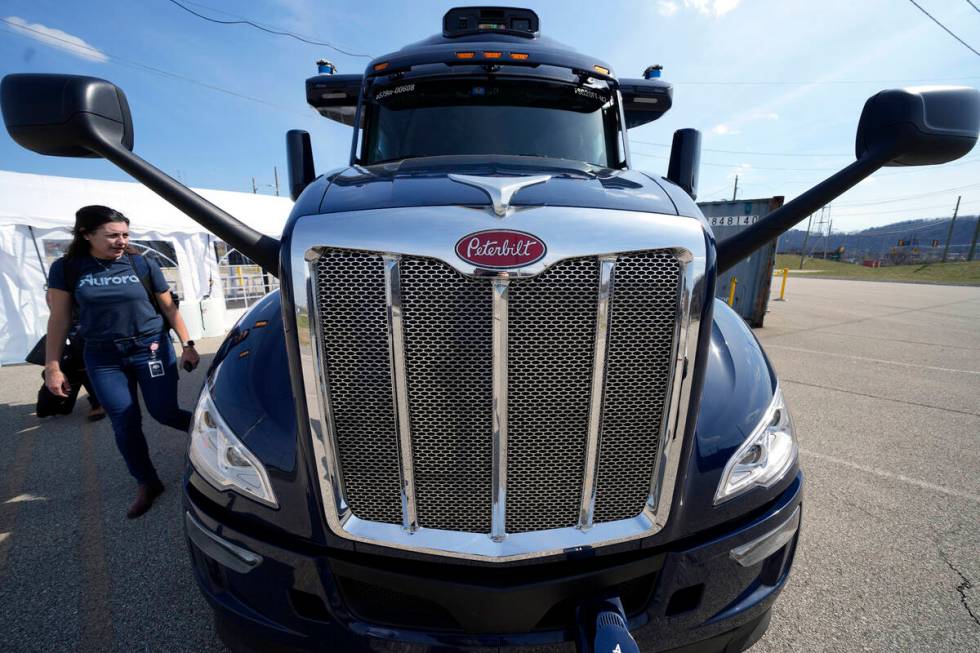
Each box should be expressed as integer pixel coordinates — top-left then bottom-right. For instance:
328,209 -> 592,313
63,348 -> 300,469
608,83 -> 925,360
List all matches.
712,123 -> 740,136
658,1 -> 680,17
711,0 -> 743,17
684,0 -> 743,18
5,16 -> 108,63
767,112 -> 780,120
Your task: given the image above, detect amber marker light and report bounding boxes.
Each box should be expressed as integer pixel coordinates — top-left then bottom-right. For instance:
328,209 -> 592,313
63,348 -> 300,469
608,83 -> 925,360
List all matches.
456,52 -> 476,59
509,53 -> 529,60
593,64 -> 610,75
373,62 -> 389,72
483,51 -> 503,59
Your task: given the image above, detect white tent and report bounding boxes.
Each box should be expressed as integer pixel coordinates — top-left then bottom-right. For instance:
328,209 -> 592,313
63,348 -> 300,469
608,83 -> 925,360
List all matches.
0,170 -> 293,365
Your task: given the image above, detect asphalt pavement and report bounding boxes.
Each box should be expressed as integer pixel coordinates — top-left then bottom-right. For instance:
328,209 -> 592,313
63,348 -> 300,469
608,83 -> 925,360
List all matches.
0,339 -> 226,652
752,277 -> 980,652
0,276 -> 977,652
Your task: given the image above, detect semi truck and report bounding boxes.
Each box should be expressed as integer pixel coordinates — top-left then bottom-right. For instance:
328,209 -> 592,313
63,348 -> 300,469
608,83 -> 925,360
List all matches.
3,6 -> 978,652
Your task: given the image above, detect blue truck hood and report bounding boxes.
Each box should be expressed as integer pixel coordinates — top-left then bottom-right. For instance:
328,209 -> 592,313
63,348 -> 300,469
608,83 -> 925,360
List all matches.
318,159 -> 698,216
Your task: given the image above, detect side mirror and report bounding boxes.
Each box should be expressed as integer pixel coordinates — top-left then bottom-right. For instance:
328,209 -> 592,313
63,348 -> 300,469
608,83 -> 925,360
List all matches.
717,85 -> 979,274
856,86 -> 979,166
1,72 -> 282,275
286,129 -> 316,201
1,73 -> 133,157
619,78 -> 673,129
666,128 -> 701,200
305,74 -> 363,126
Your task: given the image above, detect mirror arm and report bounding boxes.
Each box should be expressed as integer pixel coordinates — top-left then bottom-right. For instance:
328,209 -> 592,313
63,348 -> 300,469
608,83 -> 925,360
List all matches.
95,142 -> 282,277
715,143 -> 895,274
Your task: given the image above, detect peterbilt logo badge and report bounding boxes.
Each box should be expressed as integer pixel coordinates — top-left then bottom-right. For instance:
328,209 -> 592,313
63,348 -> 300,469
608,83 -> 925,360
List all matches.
455,230 -> 546,268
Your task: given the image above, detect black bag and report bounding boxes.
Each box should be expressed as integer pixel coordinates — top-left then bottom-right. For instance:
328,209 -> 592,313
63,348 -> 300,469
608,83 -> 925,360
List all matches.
34,338 -> 87,417
35,374 -> 79,417
25,334 -> 47,366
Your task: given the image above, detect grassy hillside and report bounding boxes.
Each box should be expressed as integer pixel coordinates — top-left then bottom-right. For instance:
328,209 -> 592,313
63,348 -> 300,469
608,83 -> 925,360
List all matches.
774,255 -> 980,285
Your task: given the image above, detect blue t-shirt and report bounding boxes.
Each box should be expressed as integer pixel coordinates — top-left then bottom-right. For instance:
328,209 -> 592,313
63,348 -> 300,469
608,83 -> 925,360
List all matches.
48,254 -> 170,342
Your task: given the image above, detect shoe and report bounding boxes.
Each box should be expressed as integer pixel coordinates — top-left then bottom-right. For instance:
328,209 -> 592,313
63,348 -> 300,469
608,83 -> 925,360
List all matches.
87,406 -> 106,422
126,480 -> 165,519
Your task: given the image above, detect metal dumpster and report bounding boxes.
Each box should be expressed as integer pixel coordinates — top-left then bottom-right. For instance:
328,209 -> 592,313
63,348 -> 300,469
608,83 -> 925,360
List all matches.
698,197 -> 784,327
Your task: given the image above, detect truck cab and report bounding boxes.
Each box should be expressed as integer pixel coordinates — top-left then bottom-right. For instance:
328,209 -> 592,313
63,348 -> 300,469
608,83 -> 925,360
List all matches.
187,10 -> 799,650
2,6 -> 976,652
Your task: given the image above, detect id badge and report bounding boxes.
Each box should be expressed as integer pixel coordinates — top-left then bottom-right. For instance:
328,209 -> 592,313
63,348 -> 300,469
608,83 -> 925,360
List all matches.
148,360 -> 165,378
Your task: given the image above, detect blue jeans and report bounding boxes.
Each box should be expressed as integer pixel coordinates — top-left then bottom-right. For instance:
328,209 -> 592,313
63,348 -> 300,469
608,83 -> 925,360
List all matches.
84,332 -> 192,485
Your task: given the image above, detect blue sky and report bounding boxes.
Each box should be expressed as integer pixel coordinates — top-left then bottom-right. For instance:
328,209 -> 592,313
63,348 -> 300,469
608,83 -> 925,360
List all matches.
1,0 -> 979,232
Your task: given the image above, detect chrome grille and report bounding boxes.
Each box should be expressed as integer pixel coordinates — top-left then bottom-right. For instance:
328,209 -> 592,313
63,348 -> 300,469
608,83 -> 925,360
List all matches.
313,251 -> 401,524
400,258 -> 494,532
311,248 -> 682,536
507,258 -> 598,533
594,251 -> 681,523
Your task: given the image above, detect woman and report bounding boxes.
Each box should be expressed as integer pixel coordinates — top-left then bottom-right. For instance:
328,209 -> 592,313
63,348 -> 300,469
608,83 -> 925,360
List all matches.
45,205 -> 200,518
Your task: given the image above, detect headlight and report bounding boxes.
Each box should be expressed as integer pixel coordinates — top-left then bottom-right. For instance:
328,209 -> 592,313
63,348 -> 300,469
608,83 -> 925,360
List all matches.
714,386 -> 797,504
188,388 -> 278,508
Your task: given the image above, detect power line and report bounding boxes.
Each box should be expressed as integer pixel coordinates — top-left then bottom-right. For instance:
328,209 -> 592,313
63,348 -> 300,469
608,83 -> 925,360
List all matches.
842,217 -> 957,237
631,145 -> 980,176
700,184 -> 733,198
0,19 -> 318,121
833,199 -> 980,217
667,75 -> 980,86
631,149 -> 842,171
165,0 -> 372,58
630,139 -> 848,158
966,0 -> 980,15
632,139 -> 980,170
833,182 -> 980,208
906,0 -> 980,57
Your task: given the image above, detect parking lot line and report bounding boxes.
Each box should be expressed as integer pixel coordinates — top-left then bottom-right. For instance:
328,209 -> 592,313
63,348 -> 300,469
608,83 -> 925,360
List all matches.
0,409 -> 38,581
783,378 -> 980,417
78,419 -> 113,651
801,449 -> 980,506
765,344 -> 980,375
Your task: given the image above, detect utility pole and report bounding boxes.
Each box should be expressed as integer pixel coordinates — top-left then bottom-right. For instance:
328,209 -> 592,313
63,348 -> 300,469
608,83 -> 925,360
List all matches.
251,177 -> 257,194
823,217 -> 834,260
968,215 -> 980,261
822,205 -> 832,259
799,212 -> 814,269
823,215 -> 834,261
941,195 -> 961,263
812,206 -> 827,260
732,175 -> 739,201
273,166 -> 280,197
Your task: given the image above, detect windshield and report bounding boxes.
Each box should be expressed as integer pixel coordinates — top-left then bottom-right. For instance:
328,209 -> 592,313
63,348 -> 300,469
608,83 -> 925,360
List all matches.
362,77 -> 622,167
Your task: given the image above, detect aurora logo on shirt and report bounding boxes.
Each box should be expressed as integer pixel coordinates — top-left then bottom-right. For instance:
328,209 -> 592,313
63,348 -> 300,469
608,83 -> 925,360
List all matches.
78,273 -> 141,287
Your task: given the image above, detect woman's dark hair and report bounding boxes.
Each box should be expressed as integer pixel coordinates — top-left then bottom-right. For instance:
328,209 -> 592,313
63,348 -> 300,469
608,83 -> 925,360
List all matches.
64,205 -> 131,259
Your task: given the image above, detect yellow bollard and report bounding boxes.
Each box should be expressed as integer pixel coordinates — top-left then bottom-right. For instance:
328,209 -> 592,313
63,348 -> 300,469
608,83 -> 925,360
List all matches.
775,267 -> 789,301
727,277 -> 737,307
235,265 -> 245,298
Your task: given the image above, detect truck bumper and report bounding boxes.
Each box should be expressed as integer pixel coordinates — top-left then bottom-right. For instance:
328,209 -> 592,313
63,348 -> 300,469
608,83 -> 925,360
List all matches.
184,473 -> 802,653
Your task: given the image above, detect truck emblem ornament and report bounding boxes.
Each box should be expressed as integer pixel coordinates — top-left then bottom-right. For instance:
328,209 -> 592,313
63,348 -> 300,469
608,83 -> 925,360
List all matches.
455,229 -> 546,268
448,174 -> 551,217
